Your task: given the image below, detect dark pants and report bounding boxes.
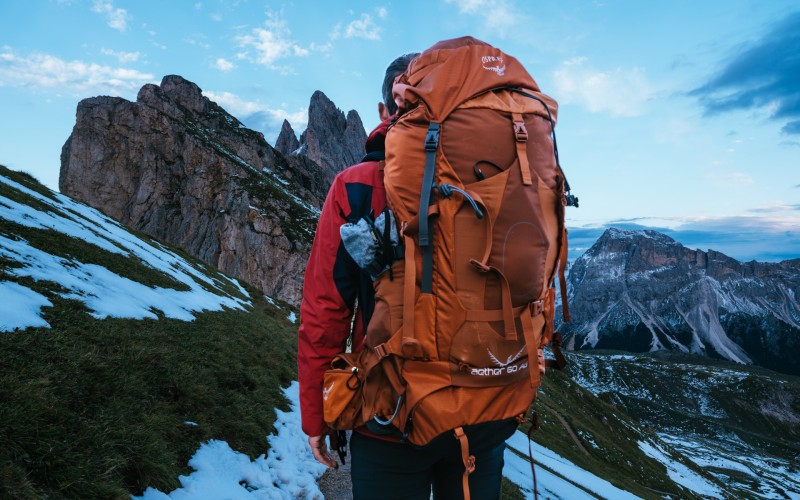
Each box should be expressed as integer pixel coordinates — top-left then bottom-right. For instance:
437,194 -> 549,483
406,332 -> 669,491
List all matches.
350,419 -> 517,500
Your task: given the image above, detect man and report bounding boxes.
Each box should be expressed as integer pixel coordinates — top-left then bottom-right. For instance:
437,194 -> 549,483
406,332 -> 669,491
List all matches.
298,53 -> 517,499
297,51 -> 418,468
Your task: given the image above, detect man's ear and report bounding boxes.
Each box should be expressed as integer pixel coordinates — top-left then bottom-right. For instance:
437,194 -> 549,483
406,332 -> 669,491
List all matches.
378,102 -> 390,121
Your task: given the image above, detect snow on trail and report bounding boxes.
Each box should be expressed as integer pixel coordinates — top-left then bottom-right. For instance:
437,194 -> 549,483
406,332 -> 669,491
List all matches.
133,381 -> 644,500
134,382 -> 327,500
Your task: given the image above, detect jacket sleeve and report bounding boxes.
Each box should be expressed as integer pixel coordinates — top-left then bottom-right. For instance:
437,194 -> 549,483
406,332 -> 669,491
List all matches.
298,174 -> 360,437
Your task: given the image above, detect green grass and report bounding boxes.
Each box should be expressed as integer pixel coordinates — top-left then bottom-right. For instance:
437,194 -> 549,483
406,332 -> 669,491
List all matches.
499,476 -> 526,499
1,165 -> 300,498
0,282 -> 297,499
526,361 -> 703,499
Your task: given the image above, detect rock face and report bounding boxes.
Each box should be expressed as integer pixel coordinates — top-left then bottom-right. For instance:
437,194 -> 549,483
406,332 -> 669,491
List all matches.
60,75 -> 367,305
275,119 -> 300,156
558,228 -> 800,375
299,91 -> 367,180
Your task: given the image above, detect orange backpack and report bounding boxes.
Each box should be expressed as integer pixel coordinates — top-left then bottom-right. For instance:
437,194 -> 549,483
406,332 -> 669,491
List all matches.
323,35 -> 575,482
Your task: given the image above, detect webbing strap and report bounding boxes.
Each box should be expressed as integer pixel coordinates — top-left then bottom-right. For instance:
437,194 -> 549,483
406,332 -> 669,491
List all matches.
454,427 -> 475,500
520,310 -> 542,388
558,227 -> 570,322
402,234 -> 416,344
544,332 -> 567,370
469,260 -> 517,340
512,112 -> 533,186
527,423 -> 539,500
464,303 -> 529,322
419,122 -> 440,294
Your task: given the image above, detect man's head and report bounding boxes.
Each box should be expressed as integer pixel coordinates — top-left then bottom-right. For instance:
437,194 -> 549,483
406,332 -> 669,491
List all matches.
379,52 -> 419,120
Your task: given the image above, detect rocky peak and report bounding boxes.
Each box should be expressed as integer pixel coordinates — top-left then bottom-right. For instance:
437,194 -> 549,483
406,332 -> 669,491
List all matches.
275,119 -> 300,156
299,90 -> 367,178
559,228 -> 800,375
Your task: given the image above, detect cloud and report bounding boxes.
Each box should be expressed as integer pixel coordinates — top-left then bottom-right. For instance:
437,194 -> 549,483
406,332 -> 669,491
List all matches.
100,48 -> 140,63
344,13 -> 381,41
235,12 -> 309,68
747,202 -> 800,214
444,0 -> 521,31
553,57 -> 653,117
690,11 -> 800,135
204,90 -> 307,143
214,58 -> 235,72
91,0 -> 129,32
0,48 -> 154,96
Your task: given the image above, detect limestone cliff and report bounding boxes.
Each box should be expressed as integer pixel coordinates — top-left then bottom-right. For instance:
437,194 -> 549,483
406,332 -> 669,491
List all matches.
60,75 -> 366,305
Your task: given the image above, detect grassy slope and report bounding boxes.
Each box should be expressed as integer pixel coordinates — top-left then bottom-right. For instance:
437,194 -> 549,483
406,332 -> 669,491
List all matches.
1,166 -> 299,499
526,362 -> 701,499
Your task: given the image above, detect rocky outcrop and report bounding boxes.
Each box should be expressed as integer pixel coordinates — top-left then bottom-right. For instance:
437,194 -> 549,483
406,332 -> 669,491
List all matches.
558,228 -> 800,375
59,75 -> 366,305
299,91 -> 367,181
275,119 -> 300,156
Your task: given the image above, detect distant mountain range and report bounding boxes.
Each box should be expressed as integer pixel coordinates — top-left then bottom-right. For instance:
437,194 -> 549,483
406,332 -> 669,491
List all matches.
558,228 -> 800,375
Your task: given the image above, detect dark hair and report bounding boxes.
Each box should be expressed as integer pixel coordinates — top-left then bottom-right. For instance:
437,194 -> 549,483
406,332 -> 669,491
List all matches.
382,52 -> 419,115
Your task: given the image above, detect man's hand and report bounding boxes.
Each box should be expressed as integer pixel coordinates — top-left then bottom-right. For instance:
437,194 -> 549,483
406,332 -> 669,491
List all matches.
308,434 -> 339,468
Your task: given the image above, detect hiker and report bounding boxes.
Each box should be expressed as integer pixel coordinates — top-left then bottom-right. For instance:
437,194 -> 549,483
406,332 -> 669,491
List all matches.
298,47 -> 539,499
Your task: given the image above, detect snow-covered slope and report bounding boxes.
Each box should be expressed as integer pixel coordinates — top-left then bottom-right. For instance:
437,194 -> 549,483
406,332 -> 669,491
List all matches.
1,171 -> 251,331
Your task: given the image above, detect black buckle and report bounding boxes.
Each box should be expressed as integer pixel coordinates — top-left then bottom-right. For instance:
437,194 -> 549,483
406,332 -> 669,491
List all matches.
425,123 -> 440,152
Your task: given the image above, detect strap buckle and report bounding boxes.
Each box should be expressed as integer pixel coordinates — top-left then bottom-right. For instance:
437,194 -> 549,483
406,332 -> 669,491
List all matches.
374,344 -> 389,359
513,120 -> 528,142
425,123 -> 441,151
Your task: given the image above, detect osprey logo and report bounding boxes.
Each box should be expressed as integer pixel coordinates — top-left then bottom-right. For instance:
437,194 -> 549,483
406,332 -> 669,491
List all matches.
489,346 -> 526,368
470,346 -> 528,377
482,55 -> 506,76
322,382 -> 334,401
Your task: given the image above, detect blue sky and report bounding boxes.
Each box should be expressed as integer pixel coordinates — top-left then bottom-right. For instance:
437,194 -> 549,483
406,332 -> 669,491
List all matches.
1,1 -> 798,262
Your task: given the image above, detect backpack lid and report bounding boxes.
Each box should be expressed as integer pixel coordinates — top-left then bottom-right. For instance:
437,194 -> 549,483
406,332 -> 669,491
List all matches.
393,36 -> 540,121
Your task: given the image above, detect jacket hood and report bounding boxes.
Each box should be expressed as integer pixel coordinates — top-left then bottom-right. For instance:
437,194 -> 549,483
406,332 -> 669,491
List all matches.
365,117 -> 392,153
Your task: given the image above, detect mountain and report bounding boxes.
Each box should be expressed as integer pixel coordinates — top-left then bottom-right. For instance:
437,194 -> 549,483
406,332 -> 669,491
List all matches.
277,90 -> 368,178
558,228 -> 800,375
59,75 -> 366,306
0,164 -> 300,497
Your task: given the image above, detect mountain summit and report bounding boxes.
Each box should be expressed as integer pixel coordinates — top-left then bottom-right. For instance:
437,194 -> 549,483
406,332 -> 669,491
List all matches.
559,228 -> 800,375
59,75 -> 366,305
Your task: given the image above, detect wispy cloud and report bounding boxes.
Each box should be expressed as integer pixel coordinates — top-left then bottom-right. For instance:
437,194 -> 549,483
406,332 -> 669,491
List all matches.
444,0 -> 522,32
100,48 -> 140,63
747,202 -> 800,214
553,57 -> 653,117
690,11 -> 800,135
235,12 -> 308,69
343,13 -> 381,41
205,90 -> 307,143
0,48 -> 153,96
91,0 -> 129,32
214,58 -> 235,72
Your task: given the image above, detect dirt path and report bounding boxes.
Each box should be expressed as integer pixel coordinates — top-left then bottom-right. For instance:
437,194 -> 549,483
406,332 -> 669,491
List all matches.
318,460 -> 353,499
542,402 -> 590,457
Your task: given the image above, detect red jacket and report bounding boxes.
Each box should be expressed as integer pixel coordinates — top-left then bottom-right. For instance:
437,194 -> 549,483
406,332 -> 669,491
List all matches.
298,119 -> 390,437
